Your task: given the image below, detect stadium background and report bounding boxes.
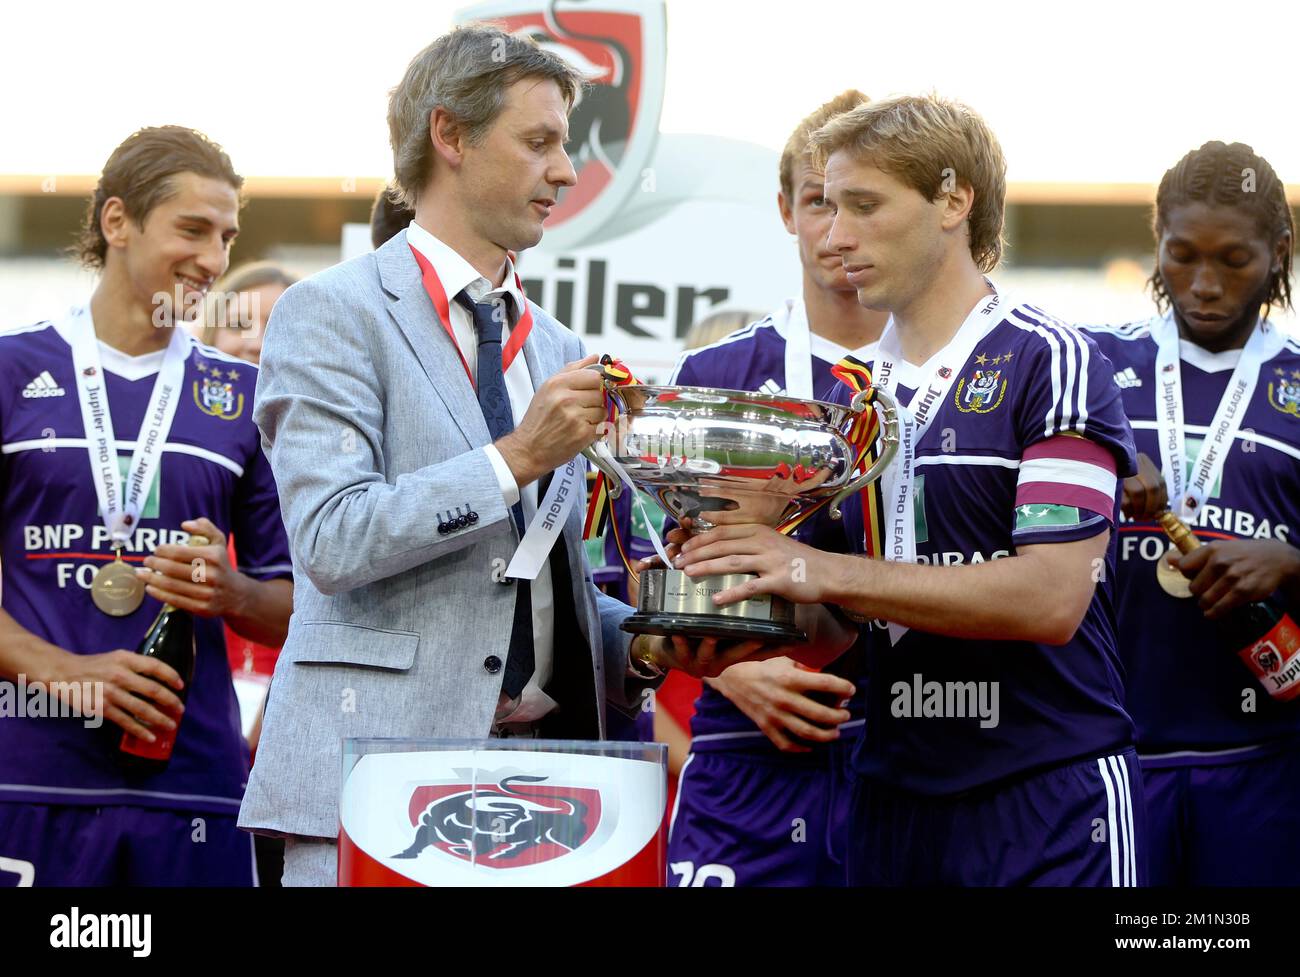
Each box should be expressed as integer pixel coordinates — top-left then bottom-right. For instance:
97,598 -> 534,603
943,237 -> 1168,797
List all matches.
1,0 -> 1297,356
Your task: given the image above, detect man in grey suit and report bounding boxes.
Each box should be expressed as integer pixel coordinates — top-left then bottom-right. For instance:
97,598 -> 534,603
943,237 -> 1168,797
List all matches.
238,25 -> 767,885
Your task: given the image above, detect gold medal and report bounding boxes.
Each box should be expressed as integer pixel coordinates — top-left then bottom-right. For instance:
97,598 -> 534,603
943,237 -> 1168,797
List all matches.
1155,545 -> 1194,599
91,550 -> 146,617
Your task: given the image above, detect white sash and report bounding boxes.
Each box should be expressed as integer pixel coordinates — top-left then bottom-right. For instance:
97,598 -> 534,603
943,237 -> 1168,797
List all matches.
67,306 -> 190,549
873,285 -> 1007,644
1152,313 -> 1281,521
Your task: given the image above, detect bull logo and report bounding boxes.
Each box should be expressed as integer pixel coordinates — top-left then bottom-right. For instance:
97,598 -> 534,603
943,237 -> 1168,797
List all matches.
1253,640 -> 1282,673
1268,377 -> 1300,418
459,0 -> 667,250
954,369 -> 1006,414
193,375 -> 245,421
393,774 -> 599,867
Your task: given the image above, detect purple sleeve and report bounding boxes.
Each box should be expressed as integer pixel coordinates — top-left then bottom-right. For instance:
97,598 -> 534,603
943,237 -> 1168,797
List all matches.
1013,321 -> 1138,479
668,350 -> 700,386
231,442 -> 293,581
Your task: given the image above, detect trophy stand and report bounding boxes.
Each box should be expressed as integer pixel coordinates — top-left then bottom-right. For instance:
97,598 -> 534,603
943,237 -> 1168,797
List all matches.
623,566 -> 802,641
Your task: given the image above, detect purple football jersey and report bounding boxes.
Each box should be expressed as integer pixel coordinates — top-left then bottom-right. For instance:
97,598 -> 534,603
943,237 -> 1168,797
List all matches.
835,301 -> 1139,794
0,316 -> 293,815
668,303 -> 875,750
1085,319 -> 1300,761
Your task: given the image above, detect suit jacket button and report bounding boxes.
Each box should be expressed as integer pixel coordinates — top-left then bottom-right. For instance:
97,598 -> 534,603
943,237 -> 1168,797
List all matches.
484,655 -> 502,673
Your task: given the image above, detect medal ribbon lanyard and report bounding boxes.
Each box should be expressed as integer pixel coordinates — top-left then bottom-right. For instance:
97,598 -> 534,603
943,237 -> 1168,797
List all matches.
68,307 -> 189,552
408,244 -> 533,385
782,299 -> 815,401
872,288 -> 1006,644
1153,313 -> 1280,521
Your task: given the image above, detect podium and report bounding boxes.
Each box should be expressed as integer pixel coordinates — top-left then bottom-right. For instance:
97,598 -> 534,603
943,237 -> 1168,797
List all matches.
339,738 -> 667,886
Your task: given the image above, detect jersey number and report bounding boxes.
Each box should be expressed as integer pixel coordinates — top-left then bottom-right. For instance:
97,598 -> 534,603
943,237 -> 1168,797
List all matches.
669,860 -> 736,887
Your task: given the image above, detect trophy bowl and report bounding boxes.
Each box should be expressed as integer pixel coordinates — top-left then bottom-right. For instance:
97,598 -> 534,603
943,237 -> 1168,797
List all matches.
584,382 -> 898,642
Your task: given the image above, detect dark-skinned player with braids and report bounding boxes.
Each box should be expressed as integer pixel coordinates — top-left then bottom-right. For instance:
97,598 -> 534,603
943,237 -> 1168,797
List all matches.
1083,141 -> 1300,885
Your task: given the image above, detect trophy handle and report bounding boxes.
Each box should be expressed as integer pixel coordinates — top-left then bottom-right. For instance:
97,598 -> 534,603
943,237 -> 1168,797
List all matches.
581,443 -> 624,500
827,388 -> 900,520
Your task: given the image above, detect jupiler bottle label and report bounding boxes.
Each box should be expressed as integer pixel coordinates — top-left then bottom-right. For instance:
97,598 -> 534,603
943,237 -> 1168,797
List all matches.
1240,614 -> 1300,701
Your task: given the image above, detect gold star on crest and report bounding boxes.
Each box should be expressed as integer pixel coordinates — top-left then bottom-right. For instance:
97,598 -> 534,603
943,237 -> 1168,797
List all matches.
974,353 -> 988,366
227,369 -> 240,381
195,363 -> 207,375
991,354 -> 1004,365
1292,369 -> 1300,380
1003,351 -> 1014,362
1277,367 -> 1287,376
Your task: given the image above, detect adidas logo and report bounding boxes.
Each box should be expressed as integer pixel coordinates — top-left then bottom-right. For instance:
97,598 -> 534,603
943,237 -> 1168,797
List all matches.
1113,367 -> 1142,389
759,378 -> 784,395
21,371 -> 66,399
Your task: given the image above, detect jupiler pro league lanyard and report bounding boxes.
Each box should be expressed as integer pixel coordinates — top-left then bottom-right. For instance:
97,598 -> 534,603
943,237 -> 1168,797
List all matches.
872,285 -> 1006,644
1153,312 -> 1281,521
67,306 -> 189,616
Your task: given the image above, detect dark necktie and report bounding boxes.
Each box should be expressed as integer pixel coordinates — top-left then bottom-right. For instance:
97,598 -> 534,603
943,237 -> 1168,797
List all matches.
455,289 -> 534,699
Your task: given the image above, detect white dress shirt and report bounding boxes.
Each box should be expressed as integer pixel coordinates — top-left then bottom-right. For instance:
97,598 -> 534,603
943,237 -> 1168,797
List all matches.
406,220 -> 558,723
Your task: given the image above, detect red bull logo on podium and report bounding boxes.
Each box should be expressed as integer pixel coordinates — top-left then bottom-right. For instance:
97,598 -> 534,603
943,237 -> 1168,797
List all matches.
339,747 -> 666,886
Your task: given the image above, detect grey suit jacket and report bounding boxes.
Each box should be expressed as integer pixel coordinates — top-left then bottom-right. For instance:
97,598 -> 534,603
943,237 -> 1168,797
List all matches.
238,230 -> 646,839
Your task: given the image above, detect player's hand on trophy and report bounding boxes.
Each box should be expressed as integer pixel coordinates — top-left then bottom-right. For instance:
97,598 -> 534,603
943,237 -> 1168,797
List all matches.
1170,538 -> 1300,618
1121,452 -> 1168,521
498,353 -> 605,486
634,517 -> 694,573
675,524 -> 836,606
633,633 -> 777,680
708,657 -> 854,752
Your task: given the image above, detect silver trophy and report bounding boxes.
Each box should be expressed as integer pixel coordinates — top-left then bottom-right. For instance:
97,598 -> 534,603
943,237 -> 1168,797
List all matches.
584,381 -> 899,642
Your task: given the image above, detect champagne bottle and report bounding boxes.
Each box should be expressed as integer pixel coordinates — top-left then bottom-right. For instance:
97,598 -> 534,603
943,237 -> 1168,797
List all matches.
1159,511 -> 1300,702
119,533 -> 208,774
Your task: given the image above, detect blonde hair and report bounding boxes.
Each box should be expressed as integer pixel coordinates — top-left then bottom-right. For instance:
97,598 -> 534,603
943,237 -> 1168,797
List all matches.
683,309 -> 768,351
809,93 -> 1007,272
779,89 -> 869,201
200,261 -> 297,346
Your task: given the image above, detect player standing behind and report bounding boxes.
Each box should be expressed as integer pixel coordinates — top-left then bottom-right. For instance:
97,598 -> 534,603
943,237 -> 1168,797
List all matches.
1082,142 -> 1300,885
0,127 -> 294,886
663,91 -> 887,888
677,94 -> 1144,886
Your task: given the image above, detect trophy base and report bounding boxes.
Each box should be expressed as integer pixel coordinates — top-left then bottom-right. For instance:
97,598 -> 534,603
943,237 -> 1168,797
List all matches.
621,568 -> 806,643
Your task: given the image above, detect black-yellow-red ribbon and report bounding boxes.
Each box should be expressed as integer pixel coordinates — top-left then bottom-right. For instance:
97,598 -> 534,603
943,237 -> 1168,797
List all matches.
776,355 -> 882,541
582,355 -> 640,546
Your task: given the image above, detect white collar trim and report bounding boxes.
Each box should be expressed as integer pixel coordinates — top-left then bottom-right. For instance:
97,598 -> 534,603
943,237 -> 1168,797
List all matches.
54,305 -> 194,382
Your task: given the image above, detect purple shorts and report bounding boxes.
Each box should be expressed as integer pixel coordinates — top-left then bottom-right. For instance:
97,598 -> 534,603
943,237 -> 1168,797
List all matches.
1142,744 -> 1300,886
849,750 -> 1146,886
666,740 -> 857,887
0,802 -> 256,887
